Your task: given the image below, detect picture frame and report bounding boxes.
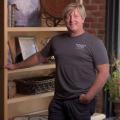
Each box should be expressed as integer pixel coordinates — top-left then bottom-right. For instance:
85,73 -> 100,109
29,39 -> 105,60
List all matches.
15,36 -> 38,62
8,0 -> 41,27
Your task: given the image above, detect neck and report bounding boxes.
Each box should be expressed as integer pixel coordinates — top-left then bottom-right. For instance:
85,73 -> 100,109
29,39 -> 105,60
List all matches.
69,29 -> 85,37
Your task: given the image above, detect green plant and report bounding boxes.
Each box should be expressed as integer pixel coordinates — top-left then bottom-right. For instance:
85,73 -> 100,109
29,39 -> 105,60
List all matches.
104,58 -> 120,101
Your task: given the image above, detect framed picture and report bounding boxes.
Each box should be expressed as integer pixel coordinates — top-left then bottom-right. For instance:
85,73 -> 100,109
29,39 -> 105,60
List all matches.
15,36 -> 38,62
8,0 -> 41,27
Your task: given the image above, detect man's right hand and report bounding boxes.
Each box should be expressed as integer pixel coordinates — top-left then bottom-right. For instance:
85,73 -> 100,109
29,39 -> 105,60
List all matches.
5,64 -> 16,70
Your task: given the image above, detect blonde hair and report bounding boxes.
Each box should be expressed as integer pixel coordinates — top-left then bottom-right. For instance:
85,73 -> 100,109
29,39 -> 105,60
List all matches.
63,3 -> 86,20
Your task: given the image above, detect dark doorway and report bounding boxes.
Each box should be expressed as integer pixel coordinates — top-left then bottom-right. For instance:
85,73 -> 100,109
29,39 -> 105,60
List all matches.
105,0 -> 119,117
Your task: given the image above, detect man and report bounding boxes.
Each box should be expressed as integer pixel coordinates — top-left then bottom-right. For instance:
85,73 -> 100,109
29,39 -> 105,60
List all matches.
6,3 -> 109,120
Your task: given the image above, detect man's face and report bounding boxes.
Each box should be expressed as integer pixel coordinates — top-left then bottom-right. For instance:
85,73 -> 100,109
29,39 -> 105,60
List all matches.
64,8 -> 84,33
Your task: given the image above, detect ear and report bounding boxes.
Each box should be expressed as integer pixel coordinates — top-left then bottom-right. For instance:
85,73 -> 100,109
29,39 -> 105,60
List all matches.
81,18 -> 85,24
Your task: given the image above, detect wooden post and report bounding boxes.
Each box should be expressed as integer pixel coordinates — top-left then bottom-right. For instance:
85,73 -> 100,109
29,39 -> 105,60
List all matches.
0,0 -> 8,119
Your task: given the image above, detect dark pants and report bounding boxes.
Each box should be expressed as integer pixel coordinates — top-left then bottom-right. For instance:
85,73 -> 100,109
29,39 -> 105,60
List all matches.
48,97 -> 96,120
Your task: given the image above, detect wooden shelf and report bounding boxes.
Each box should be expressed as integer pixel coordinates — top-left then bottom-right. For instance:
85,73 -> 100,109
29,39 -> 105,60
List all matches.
8,91 -> 54,104
8,27 -> 67,32
8,63 -> 55,75
2,0 -> 66,118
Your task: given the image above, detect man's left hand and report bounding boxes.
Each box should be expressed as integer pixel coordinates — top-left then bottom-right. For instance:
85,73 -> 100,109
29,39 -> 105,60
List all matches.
79,94 -> 92,104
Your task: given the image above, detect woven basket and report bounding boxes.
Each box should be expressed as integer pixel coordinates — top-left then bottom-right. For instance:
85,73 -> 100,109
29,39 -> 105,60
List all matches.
15,76 -> 55,95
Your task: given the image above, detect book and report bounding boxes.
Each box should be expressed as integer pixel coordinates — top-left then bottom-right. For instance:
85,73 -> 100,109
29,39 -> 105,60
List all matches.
8,41 -> 13,64
8,4 -> 17,27
8,4 -> 12,27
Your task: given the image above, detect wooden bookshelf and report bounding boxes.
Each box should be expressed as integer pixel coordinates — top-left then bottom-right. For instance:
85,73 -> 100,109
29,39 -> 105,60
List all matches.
0,0 -> 67,119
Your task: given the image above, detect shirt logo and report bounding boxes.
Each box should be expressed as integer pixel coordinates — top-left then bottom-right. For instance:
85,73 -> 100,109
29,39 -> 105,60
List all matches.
75,43 -> 86,49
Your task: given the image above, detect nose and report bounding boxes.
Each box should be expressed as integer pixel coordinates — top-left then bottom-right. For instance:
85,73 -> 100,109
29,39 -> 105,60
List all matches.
69,15 -> 74,22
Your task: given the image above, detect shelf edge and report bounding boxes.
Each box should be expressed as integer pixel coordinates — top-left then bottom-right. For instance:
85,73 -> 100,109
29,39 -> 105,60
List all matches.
8,27 -> 67,32
8,92 -> 54,104
8,64 -> 56,74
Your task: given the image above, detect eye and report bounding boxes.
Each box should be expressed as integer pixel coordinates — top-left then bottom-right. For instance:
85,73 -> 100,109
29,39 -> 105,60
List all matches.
65,15 -> 70,20
74,14 -> 80,18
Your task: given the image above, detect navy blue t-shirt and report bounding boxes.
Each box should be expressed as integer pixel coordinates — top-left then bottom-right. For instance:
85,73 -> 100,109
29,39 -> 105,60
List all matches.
41,32 -> 109,99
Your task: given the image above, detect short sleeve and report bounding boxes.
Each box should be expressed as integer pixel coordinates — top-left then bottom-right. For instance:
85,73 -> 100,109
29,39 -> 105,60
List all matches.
91,40 -> 109,65
40,39 -> 54,57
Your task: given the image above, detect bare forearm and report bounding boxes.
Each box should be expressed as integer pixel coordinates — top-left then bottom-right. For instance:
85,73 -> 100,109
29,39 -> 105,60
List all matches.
80,64 -> 109,103
86,70 -> 109,99
14,54 -> 39,69
6,52 -> 47,70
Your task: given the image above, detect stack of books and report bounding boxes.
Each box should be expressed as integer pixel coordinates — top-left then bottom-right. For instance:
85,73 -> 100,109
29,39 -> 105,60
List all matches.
8,4 -> 17,27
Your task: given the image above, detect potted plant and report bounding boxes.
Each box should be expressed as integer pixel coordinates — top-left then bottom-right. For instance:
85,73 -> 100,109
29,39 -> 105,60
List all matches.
104,58 -> 120,116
